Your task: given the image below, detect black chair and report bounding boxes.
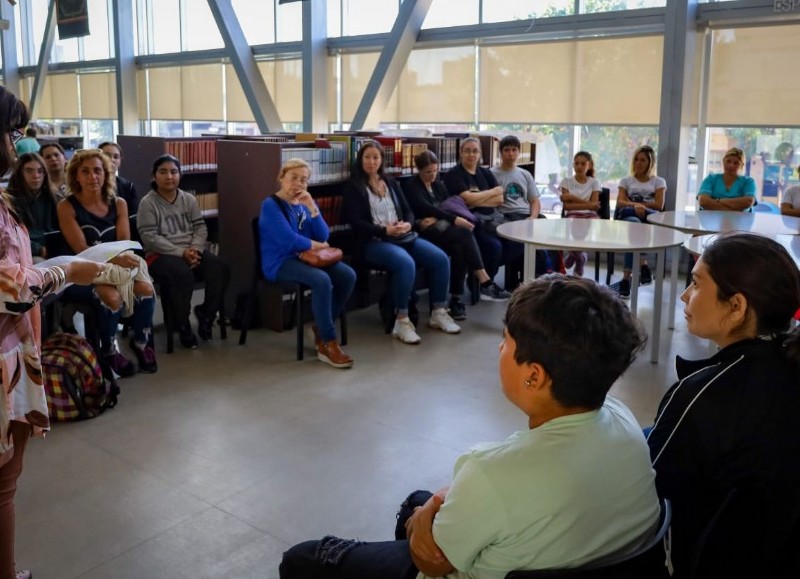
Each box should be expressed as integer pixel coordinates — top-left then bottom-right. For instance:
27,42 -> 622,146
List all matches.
238,217 -> 347,360
129,215 -> 227,353
505,498 -> 672,579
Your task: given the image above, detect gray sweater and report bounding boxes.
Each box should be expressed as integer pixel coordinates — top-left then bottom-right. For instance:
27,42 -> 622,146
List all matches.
136,189 -> 207,257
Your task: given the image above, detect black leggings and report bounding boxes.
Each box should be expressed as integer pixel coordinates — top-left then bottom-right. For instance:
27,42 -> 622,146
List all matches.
421,224 -> 484,297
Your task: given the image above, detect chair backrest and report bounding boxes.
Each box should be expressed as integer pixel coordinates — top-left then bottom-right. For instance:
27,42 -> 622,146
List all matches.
250,217 -> 265,281
505,498 -> 672,579
598,188 -> 611,220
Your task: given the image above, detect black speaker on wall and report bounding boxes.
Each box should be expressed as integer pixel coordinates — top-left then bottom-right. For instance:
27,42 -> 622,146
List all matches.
56,0 -> 90,40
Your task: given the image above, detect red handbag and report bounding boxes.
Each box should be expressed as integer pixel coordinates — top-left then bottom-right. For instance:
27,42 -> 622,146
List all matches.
297,247 -> 343,267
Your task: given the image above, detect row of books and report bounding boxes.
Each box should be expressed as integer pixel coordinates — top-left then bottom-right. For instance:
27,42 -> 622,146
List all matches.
315,195 -> 343,227
165,140 -> 217,172
280,141 -> 350,184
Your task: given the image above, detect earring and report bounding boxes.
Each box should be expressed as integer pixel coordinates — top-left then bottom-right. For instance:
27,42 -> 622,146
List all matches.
523,376 -> 534,389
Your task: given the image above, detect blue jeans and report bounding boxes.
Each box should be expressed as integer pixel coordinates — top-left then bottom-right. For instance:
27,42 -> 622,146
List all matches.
621,215 -> 642,271
275,259 -> 356,342
364,238 -> 450,315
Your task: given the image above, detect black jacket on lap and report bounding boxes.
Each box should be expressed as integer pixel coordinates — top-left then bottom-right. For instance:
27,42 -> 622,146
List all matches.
401,175 -> 456,223
648,338 -> 800,578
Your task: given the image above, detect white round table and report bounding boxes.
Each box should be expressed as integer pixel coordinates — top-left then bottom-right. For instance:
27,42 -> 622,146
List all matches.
647,210 -> 800,236
497,218 -> 688,364
684,233 -> 800,267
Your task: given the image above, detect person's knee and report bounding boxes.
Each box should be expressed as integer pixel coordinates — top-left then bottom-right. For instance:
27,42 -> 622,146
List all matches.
95,286 -> 123,312
279,540 -> 321,579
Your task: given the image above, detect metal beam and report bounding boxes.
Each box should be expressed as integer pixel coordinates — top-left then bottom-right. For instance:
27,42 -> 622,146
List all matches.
30,0 -> 58,118
0,1 -> 20,96
302,0 -> 327,132
351,0 -> 433,130
657,0 -> 698,213
112,0 -> 139,135
206,0 -> 281,132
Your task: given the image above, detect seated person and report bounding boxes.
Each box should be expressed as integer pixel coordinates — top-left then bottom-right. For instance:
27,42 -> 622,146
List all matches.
697,147 -> 755,212
647,233 -> 800,578
57,149 -> 157,375
560,151 -> 601,277
14,126 -> 40,155
100,141 -> 140,215
4,152 -> 59,263
491,135 -> 557,284
490,135 -> 541,221
137,154 -> 230,349
444,137 -> 519,297
615,145 -> 666,299
780,166 -> 800,217
342,141 -> 460,345
279,275 -> 661,579
259,158 -> 356,369
402,150 -> 509,321
40,142 -> 69,198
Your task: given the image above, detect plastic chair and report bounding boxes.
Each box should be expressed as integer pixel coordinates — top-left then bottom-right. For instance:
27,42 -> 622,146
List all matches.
505,498 -> 672,579
238,217 -> 347,360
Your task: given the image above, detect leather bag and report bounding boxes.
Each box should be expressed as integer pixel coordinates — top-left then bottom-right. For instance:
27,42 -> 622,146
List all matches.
298,247 -> 343,268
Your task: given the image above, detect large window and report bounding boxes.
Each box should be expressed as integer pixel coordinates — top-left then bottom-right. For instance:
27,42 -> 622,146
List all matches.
232,0 -> 275,45
483,0 -> 573,21
423,0 -> 478,28
342,0 -> 398,36
183,0 -> 224,51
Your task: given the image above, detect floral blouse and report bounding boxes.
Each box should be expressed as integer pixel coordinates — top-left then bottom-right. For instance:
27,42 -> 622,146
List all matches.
1,196 -> 58,466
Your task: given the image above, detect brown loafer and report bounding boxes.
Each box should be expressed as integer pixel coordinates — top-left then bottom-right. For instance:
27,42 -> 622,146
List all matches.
317,340 -> 353,369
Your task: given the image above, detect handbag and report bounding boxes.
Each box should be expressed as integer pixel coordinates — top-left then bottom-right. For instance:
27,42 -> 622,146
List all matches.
472,208 -> 506,235
385,230 -> 418,246
440,195 -> 478,224
297,247 -> 343,267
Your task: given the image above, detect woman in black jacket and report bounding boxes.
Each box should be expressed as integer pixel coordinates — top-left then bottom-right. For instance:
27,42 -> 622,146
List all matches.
402,150 -> 507,320
342,141 -> 460,345
647,232 -> 800,578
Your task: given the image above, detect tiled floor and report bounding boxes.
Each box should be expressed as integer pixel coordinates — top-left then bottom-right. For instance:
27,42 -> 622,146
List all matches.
15,274 -> 709,578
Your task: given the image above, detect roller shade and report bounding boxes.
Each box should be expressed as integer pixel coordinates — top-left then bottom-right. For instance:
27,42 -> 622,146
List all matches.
147,64 -> 224,120
79,72 -> 117,120
480,35 -> 663,125
706,24 -> 800,126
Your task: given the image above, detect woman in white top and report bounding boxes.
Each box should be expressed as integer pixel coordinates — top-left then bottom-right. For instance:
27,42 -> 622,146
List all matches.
780,166 -> 800,217
559,151 -> 601,277
615,145 -> 666,299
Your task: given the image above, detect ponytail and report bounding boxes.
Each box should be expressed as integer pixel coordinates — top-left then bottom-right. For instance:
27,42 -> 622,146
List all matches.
575,151 -> 595,178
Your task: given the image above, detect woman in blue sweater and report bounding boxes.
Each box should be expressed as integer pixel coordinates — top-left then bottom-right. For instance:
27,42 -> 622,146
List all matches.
259,158 -> 356,369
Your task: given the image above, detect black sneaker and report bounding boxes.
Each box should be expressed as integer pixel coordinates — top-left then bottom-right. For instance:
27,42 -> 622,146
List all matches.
640,264 -> 653,286
179,322 -> 199,349
618,278 -> 631,300
194,305 -> 213,342
480,282 -> 511,302
448,298 -> 467,321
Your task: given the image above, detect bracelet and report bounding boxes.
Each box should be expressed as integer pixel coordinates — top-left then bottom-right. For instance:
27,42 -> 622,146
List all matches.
46,265 -> 67,293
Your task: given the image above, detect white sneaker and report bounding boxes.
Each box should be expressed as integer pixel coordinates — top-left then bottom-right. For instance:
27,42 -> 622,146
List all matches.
392,318 -> 422,344
428,308 -> 461,334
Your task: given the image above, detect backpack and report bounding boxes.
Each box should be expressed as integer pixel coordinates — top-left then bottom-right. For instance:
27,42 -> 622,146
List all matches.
41,333 -> 120,421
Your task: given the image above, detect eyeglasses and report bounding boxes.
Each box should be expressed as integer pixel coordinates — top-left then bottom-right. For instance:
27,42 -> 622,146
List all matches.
10,130 -> 24,145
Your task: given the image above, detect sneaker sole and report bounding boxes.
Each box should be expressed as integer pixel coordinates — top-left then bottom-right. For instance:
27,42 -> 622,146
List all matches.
480,294 -> 508,302
392,332 -> 421,345
317,352 -> 353,368
428,322 -> 461,334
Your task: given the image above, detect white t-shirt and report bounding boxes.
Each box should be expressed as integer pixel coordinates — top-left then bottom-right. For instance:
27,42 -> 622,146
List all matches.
783,185 -> 800,209
618,175 -> 667,206
418,397 -> 660,579
559,176 -> 601,216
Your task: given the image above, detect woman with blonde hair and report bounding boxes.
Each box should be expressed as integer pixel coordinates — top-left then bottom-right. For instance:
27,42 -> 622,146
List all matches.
57,149 -> 158,375
259,158 -> 355,368
614,145 -> 666,299
697,147 -> 756,212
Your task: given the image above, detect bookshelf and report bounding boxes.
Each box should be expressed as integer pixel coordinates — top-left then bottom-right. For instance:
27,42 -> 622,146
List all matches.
117,135 -> 220,219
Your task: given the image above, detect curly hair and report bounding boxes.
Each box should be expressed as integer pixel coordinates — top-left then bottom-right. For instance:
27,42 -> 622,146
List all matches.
66,149 -> 117,204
